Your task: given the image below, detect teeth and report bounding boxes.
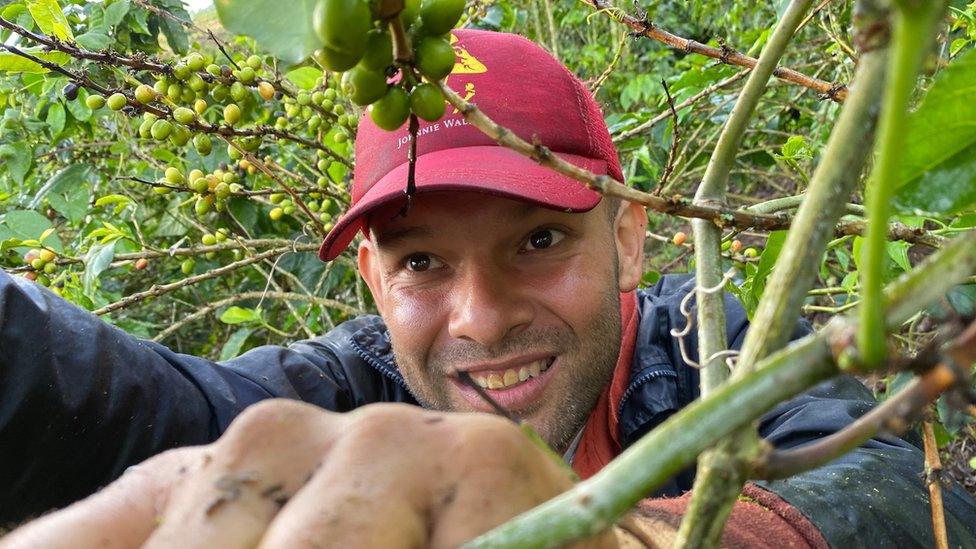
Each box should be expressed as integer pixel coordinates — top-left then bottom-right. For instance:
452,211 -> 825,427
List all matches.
486,373 -> 504,389
467,358 -> 554,390
503,369 -> 518,386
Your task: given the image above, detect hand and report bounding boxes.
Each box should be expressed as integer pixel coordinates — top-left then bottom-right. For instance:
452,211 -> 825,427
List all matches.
1,400 -> 625,548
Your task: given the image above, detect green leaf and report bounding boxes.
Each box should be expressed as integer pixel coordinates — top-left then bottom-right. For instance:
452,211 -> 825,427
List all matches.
893,48 -> 976,213
285,66 -> 322,89
0,49 -> 70,73
894,141 -> 976,214
157,7 -> 190,54
885,241 -> 911,273
749,230 -> 787,303
215,0 -> 319,64
46,101 -> 65,137
779,135 -> 810,160
83,241 -> 116,295
94,194 -> 133,208
219,327 -> 254,360
2,4 -> 28,21
25,0 -> 73,40
48,184 -> 90,222
67,87 -> 93,121
0,142 -> 32,182
74,32 -> 113,51
220,306 -> 263,325
30,163 -> 89,205
0,210 -> 62,252
103,0 -> 130,28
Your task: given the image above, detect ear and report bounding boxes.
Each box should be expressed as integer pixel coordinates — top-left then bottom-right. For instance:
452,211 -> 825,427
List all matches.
357,239 -> 385,316
614,200 -> 647,292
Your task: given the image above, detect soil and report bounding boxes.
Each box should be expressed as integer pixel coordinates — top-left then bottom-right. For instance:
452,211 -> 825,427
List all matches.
944,424 -> 976,497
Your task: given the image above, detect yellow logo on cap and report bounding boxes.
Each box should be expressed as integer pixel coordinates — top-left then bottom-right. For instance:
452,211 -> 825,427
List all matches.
446,33 -> 486,112
449,33 -> 487,74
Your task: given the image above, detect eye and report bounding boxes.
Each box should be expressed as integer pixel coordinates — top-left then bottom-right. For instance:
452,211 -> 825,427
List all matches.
404,253 -> 443,272
522,228 -> 566,251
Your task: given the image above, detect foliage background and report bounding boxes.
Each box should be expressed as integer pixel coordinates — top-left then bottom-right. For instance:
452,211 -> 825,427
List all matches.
1,0 -> 975,491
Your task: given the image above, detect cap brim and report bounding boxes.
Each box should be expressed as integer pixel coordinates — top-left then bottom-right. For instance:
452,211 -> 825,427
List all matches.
318,146 -> 606,261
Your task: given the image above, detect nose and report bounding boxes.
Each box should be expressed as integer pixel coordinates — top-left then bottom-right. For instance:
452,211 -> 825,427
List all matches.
447,261 -> 534,348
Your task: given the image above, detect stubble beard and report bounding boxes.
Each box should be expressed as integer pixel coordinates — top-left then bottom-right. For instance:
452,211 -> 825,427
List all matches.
390,289 -> 622,454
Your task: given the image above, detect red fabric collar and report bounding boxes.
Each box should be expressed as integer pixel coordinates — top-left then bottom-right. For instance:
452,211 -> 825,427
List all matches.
571,290 -> 638,479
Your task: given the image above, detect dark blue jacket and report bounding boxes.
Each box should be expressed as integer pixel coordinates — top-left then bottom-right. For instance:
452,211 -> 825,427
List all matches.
1,270 -> 974,546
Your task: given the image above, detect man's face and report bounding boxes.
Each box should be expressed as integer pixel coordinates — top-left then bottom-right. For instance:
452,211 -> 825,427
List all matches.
358,192 -> 644,452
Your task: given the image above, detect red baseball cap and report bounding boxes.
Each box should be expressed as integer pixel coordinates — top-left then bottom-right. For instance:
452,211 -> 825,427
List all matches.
318,29 -> 624,261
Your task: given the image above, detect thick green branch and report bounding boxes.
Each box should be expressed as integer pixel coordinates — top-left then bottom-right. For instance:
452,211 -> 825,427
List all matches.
858,0 -> 947,368
679,0 -> 817,544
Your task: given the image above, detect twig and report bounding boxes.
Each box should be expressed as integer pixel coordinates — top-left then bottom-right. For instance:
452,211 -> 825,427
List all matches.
0,16 -> 351,167
922,416 -> 950,549
151,290 -> 360,342
222,138 -> 328,237
209,29 -> 240,69
655,79 -> 681,193
0,16 -> 170,73
541,0 -> 560,60
757,363 -> 957,479
93,246 -> 298,316
588,31 -> 627,94
615,70 -> 749,142
585,0 -> 849,101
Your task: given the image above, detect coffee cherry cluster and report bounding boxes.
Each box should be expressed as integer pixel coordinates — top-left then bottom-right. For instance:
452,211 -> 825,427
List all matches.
312,0 -> 465,131
21,248 -> 58,287
74,46 -> 360,232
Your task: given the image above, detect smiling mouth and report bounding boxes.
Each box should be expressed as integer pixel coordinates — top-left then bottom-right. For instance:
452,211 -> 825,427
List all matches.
466,357 -> 556,390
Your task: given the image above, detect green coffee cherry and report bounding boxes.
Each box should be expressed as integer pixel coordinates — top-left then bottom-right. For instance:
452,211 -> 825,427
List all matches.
150,119 -> 173,140
135,84 -> 156,104
181,258 -> 195,275
313,46 -> 361,72
369,87 -> 410,131
415,37 -> 456,81
420,0 -> 465,34
165,167 -> 184,185
223,103 -> 242,125
313,0 -> 371,57
86,94 -> 106,110
360,29 -> 393,70
107,93 -> 127,111
410,83 -> 446,122
173,107 -> 196,124
193,134 -> 213,156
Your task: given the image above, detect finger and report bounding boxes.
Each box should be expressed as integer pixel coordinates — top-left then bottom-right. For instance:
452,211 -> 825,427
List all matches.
0,447 -> 198,549
258,404 -> 440,548
427,414 -> 576,548
144,400 -> 339,549
259,407 -> 575,549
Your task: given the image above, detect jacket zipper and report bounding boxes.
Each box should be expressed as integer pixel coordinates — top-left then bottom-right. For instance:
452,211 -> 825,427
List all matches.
617,367 -> 677,418
349,337 -> 410,390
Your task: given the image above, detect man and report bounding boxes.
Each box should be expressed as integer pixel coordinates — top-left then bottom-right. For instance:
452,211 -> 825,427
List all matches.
1,29 -> 975,547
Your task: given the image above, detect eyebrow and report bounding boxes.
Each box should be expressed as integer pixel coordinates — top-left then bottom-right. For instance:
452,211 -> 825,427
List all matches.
373,225 -> 433,248
372,202 -> 551,247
